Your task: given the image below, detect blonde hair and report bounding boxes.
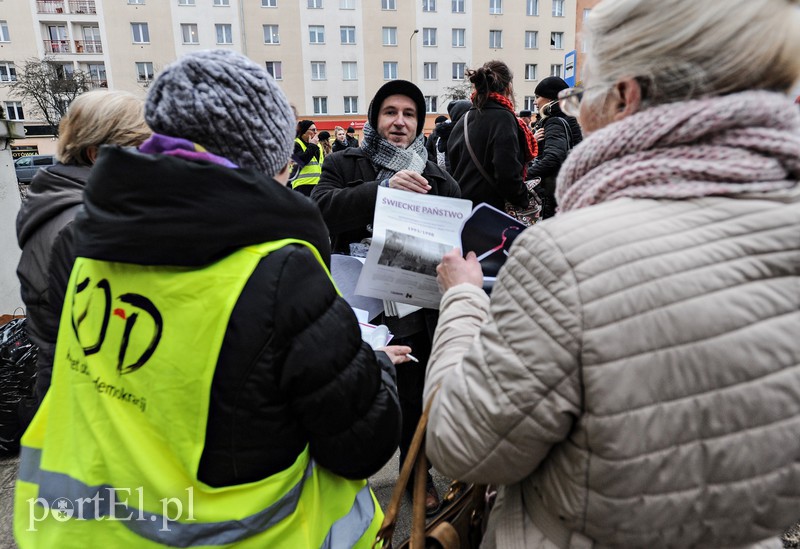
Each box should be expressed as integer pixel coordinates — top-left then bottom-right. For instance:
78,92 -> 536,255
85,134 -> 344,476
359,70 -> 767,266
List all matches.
584,0 -> 800,104
57,91 -> 151,165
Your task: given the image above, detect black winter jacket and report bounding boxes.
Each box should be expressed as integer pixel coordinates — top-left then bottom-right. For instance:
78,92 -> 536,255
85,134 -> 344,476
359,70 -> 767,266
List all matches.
447,100 -> 530,211
311,147 -> 461,254
48,146 -> 402,486
526,104 -> 583,181
16,163 -> 91,402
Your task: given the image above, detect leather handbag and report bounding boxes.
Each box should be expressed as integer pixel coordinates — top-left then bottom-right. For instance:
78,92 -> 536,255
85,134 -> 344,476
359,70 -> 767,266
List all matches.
374,388 -> 488,549
463,111 -> 542,227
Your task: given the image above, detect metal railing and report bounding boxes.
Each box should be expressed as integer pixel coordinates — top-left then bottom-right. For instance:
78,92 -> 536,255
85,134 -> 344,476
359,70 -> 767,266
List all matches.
43,40 -> 72,53
74,40 -> 102,53
87,78 -> 107,89
36,0 -> 65,14
68,0 -> 97,14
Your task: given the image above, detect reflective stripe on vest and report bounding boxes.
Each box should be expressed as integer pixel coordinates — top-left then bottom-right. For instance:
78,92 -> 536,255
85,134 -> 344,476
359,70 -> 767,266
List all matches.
292,138 -> 324,188
14,239 -> 380,548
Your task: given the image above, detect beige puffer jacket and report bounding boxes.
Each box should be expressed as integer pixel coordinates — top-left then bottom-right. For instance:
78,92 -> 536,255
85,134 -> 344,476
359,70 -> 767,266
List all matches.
424,190 -> 800,549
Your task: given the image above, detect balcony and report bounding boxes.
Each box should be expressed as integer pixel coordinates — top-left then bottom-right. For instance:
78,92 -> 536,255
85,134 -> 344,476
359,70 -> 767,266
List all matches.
37,0 -> 65,14
74,40 -> 102,54
43,40 -> 72,54
87,78 -> 108,89
69,0 -> 97,14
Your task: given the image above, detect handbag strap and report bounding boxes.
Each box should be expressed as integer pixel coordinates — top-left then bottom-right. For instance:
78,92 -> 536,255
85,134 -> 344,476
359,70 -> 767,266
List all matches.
462,111 -> 494,183
373,385 -> 441,548
553,117 -> 573,150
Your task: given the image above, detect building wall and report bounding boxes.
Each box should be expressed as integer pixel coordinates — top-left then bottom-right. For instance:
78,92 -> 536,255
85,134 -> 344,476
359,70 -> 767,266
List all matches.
0,0 -> 578,147
575,0 -> 601,84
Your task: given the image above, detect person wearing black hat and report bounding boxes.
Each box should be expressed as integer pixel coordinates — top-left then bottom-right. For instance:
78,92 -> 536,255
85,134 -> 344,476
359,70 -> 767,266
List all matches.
317,130 -> 332,155
290,119 -> 324,196
519,109 -> 533,128
312,79 -> 460,516
346,126 -> 359,147
425,114 -> 450,165
526,76 -> 583,218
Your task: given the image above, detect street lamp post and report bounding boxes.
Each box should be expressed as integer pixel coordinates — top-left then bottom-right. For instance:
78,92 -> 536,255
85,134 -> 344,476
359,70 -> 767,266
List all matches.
409,29 -> 419,82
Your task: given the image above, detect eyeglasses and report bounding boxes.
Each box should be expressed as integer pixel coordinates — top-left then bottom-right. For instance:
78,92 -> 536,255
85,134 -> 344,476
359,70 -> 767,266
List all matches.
558,85 -> 608,117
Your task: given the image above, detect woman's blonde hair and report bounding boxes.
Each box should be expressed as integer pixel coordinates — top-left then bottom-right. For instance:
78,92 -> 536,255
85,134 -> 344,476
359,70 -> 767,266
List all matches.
57,90 -> 151,165
584,0 -> 800,104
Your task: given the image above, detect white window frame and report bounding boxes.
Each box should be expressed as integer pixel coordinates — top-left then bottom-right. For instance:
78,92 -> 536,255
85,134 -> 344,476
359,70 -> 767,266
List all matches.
382,0 -> 396,9
265,61 -> 282,80
452,62 -> 465,80
382,27 -> 397,46
524,96 -> 536,111
550,63 -> 562,77
128,0 -> 145,4
343,96 -> 358,114
489,29 -> 502,49
0,61 -> 17,82
342,61 -> 357,80
311,61 -> 327,80
181,23 -> 199,44
213,0 -> 230,5
524,63 -> 537,81
135,61 -> 154,82
424,95 -> 437,113
551,31 -> 563,49
308,0 -> 323,8
215,24 -> 232,44
552,0 -> 564,17
4,101 -> 23,120
423,62 -> 437,80
451,0 -> 464,13
263,24 -> 279,44
422,0 -> 436,12
178,0 -> 195,5
525,30 -> 537,49
340,26 -> 356,44
383,61 -> 398,80
422,28 -> 436,47
309,25 -> 325,44
313,96 -> 328,115
262,0 -> 277,6
340,0 -> 355,8
527,0 -> 538,16
489,0 -> 502,15
452,28 -> 465,47
131,22 -> 150,44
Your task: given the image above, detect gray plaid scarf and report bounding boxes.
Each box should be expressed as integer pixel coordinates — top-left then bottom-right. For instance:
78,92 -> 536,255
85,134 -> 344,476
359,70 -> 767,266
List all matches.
360,122 -> 427,180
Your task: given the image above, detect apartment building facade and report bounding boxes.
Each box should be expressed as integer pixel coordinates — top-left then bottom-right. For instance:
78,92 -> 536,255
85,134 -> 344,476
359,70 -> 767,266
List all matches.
0,0 -> 576,154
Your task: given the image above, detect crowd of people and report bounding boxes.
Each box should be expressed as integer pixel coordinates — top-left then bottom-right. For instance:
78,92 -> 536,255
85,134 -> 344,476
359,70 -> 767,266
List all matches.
8,0 -> 800,546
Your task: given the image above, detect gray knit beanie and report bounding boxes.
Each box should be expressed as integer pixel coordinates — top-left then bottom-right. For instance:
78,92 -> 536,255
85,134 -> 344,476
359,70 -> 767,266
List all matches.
145,49 -> 294,176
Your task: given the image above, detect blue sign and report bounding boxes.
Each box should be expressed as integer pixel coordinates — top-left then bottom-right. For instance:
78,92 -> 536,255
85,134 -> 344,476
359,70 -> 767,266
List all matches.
564,50 -> 577,87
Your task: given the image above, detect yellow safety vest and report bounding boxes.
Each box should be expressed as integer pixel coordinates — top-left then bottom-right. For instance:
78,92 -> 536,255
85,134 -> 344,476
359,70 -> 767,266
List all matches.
15,239 -> 383,548
292,138 -> 324,189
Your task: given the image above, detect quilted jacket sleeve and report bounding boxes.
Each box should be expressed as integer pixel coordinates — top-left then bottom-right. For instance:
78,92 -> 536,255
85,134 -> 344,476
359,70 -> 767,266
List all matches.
424,227 -> 583,485
275,246 -> 402,479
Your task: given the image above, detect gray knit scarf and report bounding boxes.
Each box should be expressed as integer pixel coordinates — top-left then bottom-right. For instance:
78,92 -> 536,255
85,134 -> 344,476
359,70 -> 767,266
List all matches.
360,122 -> 427,180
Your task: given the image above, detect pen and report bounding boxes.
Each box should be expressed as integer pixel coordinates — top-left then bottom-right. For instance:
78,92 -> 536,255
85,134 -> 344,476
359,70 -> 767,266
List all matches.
406,354 -> 419,363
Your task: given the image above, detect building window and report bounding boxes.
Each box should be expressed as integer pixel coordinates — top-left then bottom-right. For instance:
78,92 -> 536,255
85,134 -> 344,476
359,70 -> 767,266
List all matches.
422,0 -> 436,11
424,96 -> 437,112
423,62 -> 437,80
178,0 -> 195,5
86,63 -> 106,87
342,61 -> 357,80
135,61 -> 154,82
262,0 -> 276,6
489,0 -> 502,14
524,64 -> 537,80
309,25 -> 325,44
552,0 -> 564,17
313,96 -> 328,115
181,24 -> 199,44
382,27 -> 397,46
128,0 -> 144,4
214,0 -> 230,5
422,28 -> 436,46
525,30 -> 537,49
451,0 -> 464,12
131,23 -> 150,43
527,0 -> 538,15
265,61 -> 282,79
524,96 -> 535,111
311,61 -> 326,80
452,62 -> 465,80
308,0 -> 322,7
0,61 -> 17,82
340,26 -> 356,44
489,30 -> 502,49
340,0 -> 355,8
344,96 -> 358,114
550,31 -> 563,49
452,28 -> 465,47
383,61 -> 398,80
215,24 -> 233,44
4,101 -> 23,120
550,63 -> 562,77
382,0 -> 396,9
263,24 -> 279,44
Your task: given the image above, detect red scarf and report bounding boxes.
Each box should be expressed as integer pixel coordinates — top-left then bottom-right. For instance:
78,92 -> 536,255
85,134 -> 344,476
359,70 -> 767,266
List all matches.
483,92 -> 538,166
